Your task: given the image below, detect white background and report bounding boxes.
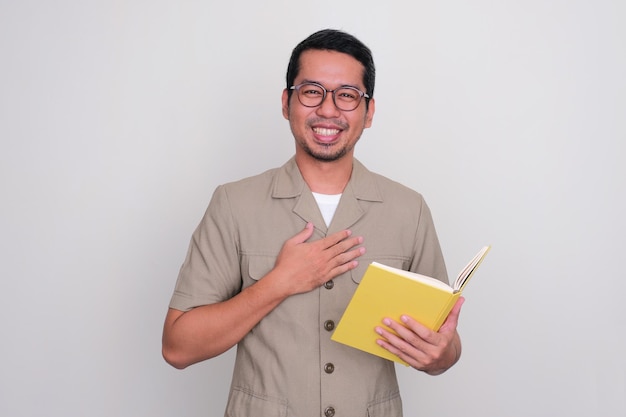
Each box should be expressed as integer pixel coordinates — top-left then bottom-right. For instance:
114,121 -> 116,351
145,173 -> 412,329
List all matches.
1,1 -> 624,416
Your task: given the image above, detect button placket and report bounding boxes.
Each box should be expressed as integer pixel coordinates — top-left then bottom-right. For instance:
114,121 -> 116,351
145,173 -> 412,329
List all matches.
321,275 -> 338,417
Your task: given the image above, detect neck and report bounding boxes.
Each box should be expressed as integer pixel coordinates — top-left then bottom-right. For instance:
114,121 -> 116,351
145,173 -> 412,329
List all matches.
295,153 -> 353,194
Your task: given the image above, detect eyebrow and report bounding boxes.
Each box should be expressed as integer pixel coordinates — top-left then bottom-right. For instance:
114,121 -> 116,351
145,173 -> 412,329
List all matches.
299,79 -> 363,90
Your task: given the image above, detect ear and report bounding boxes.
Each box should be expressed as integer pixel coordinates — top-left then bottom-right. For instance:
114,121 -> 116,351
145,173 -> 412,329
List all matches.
281,89 -> 290,120
364,97 -> 375,128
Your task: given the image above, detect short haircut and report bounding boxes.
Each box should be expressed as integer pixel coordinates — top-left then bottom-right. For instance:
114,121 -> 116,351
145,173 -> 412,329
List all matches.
286,29 -> 376,105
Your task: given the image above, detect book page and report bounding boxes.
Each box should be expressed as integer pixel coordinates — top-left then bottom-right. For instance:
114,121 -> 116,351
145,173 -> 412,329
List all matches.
370,262 -> 453,292
453,246 -> 491,291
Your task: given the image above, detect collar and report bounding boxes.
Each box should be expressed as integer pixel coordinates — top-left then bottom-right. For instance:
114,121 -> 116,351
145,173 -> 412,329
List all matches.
271,156 -> 384,203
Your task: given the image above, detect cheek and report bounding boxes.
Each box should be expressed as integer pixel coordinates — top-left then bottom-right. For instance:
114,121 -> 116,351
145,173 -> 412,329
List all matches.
288,106 -> 311,127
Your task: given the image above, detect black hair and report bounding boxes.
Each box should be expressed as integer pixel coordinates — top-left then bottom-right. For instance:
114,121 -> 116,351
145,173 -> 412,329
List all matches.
286,29 -> 375,105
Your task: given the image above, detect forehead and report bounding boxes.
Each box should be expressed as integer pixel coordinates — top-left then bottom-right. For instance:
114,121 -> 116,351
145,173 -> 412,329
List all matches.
296,49 -> 365,88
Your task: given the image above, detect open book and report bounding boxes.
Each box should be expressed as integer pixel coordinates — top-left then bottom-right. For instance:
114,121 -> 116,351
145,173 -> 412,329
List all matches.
331,246 -> 491,365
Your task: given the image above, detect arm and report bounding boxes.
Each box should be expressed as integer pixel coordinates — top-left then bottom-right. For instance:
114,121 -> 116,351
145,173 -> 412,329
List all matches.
162,223 -> 365,369
375,297 -> 464,375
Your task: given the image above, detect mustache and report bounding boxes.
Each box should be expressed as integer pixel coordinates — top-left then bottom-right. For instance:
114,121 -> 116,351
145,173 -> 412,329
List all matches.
306,118 -> 349,130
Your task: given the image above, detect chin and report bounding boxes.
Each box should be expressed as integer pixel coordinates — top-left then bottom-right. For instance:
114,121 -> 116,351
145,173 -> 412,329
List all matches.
307,147 -> 347,162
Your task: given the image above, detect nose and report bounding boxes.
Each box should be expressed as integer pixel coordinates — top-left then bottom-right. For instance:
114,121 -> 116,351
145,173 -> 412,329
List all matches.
315,91 -> 341,118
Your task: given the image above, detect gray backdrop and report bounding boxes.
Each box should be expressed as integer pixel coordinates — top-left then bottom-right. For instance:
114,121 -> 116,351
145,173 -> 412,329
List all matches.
1,1 -> 624,416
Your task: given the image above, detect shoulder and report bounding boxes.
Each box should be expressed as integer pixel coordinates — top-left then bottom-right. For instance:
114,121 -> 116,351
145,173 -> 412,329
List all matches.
223,166 -> 280,190
352,159 -> 426,204
211,157 -> 302,206
208,168 -> 277,209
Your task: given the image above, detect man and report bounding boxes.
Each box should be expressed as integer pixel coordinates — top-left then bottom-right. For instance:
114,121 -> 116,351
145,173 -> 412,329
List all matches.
163,29 -> 463,417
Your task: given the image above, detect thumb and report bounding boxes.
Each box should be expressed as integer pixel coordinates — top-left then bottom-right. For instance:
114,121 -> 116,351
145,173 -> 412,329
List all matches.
440,296 -> 465,333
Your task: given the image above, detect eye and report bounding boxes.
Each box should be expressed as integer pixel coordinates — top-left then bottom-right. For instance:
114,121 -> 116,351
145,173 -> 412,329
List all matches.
300,84 -> 324,97
336,88 -> 359,101
300,87 -> 324,97
303,88 -> 323,96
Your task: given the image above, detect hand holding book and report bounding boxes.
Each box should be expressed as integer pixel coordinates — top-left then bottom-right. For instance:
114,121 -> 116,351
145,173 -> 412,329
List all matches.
331,246 -> 491,365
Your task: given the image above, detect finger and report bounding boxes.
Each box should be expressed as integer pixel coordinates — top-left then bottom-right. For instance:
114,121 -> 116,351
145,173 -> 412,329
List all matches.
376,339 -> 421,369
327,257 -> 361,278
395,296 -> 464,342
331,245 -> 366,268
382,316 -> 432,349
325,235 -> 364,260
375,325 -> 424,368
317,244 -> 364,280
318,228 -> 353,249
439,297 -> 465,333
287,222 -> 315,245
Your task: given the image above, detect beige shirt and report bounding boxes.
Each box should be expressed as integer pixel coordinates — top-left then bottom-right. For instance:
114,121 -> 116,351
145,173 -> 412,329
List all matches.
170,157 -> 448,417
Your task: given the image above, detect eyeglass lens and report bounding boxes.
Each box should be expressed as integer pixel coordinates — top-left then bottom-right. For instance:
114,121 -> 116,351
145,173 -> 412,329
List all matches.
296,83 -> 364,111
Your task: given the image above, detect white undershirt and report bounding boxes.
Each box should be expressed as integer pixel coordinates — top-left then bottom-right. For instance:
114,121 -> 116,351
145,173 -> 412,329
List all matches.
312,192 -> 342,227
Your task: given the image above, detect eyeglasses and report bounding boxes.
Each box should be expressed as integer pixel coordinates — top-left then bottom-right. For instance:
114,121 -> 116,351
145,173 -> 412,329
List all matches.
290,82 -> 370,111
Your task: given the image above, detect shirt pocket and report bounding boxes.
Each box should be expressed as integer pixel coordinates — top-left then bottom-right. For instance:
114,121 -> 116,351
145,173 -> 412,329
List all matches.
350,257 -> 409,285
241,254 -> 276,289
225,386 -> 288,417
367,391 -> 403,417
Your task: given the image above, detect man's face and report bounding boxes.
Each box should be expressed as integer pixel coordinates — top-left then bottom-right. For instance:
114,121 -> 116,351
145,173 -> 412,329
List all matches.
282,49 -> 375,163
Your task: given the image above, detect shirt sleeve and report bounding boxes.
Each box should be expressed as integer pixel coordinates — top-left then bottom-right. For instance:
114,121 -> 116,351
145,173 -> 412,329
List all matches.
409,196 -> 449,285
169,185 -> 242,311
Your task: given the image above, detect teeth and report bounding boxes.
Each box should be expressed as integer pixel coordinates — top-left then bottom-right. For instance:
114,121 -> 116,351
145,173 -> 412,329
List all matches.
313,127 -> 340,136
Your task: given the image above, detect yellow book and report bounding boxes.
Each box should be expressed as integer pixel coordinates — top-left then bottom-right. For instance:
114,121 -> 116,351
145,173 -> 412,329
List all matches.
331,246 -> 491,366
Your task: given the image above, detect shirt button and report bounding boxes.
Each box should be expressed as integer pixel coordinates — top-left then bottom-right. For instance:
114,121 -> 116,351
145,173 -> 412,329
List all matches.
324,406 -> 336,417
324,363 -> 335,374
324,320 -> 335,331
324,280 -> 334,290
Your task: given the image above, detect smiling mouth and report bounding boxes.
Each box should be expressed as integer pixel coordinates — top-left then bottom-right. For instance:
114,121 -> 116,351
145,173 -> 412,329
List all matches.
313,127 -> 341,136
